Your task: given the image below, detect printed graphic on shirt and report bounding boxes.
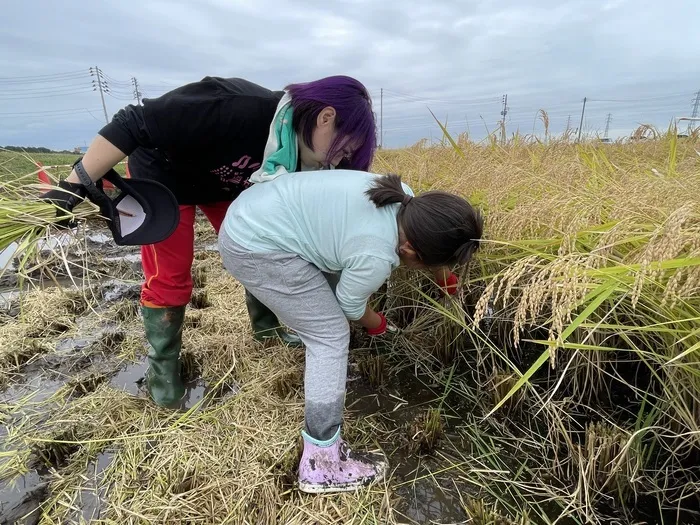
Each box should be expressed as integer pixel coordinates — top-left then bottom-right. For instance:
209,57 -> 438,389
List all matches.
210,154 -> 262,189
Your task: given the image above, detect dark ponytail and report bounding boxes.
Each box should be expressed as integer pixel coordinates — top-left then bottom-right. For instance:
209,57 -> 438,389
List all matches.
366,174 -> 484,267
365,173 -> 407,207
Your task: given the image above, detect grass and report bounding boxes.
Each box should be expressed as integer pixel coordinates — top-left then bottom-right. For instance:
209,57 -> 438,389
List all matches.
0,132 -> 699,523
0,149 -> 127,182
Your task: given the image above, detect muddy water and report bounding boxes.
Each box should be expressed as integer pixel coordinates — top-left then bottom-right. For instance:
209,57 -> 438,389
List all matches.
0,228 -> 144,521
0,471 -> 46,525
346,369 -> 471,524
0,243 -> 18,271
0,372 -> 60,523
76,450 -> 113,522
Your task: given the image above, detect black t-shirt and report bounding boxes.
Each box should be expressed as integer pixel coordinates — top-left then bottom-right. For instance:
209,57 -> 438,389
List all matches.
98,76 -> 284,205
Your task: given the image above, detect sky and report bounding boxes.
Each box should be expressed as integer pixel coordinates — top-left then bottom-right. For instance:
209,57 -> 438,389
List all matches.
1,0 -> 699,150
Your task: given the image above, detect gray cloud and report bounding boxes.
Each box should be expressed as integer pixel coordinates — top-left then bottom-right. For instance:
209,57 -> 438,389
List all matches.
2,0 -> 699,149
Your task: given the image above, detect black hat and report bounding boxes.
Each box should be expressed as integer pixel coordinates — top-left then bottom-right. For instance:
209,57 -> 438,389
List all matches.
73,159 -> 180,246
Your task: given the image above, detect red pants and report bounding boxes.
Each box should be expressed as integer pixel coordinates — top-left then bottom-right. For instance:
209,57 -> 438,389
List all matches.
141,202 -> 231,307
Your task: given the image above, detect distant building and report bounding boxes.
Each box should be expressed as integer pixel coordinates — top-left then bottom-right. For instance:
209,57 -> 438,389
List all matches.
73,146 -> 89,154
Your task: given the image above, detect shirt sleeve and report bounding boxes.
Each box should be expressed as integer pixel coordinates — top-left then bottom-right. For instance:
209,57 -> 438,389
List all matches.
335,254 -> 394,320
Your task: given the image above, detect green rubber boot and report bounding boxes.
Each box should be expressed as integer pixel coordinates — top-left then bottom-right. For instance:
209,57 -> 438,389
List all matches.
245,289 -> 303,347
143,305 -> 186,408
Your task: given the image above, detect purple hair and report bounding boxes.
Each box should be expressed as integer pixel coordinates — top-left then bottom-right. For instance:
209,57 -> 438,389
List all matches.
286,75 -> 377,171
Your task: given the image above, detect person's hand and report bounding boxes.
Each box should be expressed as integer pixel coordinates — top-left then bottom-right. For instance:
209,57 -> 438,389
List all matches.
365,312 -> 400,337
39,180 -> 87,228
436,272 -> 459,296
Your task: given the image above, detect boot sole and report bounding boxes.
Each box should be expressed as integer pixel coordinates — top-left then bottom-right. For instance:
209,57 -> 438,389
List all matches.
298,466 -> 385,494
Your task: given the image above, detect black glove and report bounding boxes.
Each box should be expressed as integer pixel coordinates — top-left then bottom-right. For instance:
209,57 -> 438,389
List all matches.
39,179 -> 88,228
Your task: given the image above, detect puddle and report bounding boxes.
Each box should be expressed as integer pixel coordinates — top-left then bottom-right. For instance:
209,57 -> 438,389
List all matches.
397,478 -> 467,524
54,335 -> 97,354
180,380 -> 213,408
108,359 -> 227,412
0,225 -> 235,523
0,470 -> 47,524
102,254 -> 141,265
0,375 -> 64,407
0,243 -> 18,272
108,360 -> 149,396
0,290 -> 20,311
100,280 -> 140,303
38,235 -> 74,253
0,234 -> 74,273
86,233 -> 112,245
75,450 -> 113,522
0,375 -> 65,442
345,369 -> 471,524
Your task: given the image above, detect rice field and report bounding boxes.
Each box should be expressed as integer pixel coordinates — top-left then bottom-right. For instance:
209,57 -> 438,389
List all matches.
0,130 -> 699,524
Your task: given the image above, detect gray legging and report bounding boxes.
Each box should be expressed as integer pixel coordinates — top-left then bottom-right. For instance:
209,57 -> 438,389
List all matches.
219,229 -> 347,441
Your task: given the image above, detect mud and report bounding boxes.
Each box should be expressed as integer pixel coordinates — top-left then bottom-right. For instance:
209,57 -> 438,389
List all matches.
346,367 -> 472,524
0,471 -> 47,525
0,227 -> 142,521
75,450 -> 113,522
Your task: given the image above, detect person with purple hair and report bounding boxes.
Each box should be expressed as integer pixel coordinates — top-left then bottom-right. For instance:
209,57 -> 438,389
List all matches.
44,75 -> 377,408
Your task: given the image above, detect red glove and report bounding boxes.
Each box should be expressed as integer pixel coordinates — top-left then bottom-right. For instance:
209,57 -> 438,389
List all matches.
437,273 -> 459,295
366,312 -> 388,336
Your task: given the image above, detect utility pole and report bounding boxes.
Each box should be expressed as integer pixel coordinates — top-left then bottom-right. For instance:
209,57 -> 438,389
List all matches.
379,88 -> 383,149
604,113 -> 612,139
566,115 -> 571,133
500,94 -> 508,145
689,90 -> 700,134
90,66 -> 109,124
577,97 -> 587,143
132,77 -> 142,105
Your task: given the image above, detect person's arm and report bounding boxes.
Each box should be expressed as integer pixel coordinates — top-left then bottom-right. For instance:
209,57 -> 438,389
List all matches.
335,255 -> 393,329
64,96 -> 166,184
42,93 -> 181,216
357,304 -> 383,330
65,135 -> 127,183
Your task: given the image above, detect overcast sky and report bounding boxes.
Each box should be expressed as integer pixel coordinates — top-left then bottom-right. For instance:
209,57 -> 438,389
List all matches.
2,0 -> 699,150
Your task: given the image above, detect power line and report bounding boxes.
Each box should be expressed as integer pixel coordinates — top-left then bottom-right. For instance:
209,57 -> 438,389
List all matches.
100,72 -> 133,87
382,89 -> 501,105
587,92 -> 694,103
0,70 -> 90,84
0,107 -> 102,116
0,90 -> 94,100
0,84 -> 92,95
1,111 -> 104,123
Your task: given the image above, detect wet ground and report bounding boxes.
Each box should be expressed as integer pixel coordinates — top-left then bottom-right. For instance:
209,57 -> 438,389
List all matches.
346,374 -> 471,524
0,222 -> 479,524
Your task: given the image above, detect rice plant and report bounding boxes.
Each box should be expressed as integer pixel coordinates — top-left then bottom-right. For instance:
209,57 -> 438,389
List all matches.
1,134 -> 699,523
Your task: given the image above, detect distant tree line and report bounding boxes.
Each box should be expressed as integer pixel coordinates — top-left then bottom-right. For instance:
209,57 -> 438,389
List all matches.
2,146 -> 74,154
